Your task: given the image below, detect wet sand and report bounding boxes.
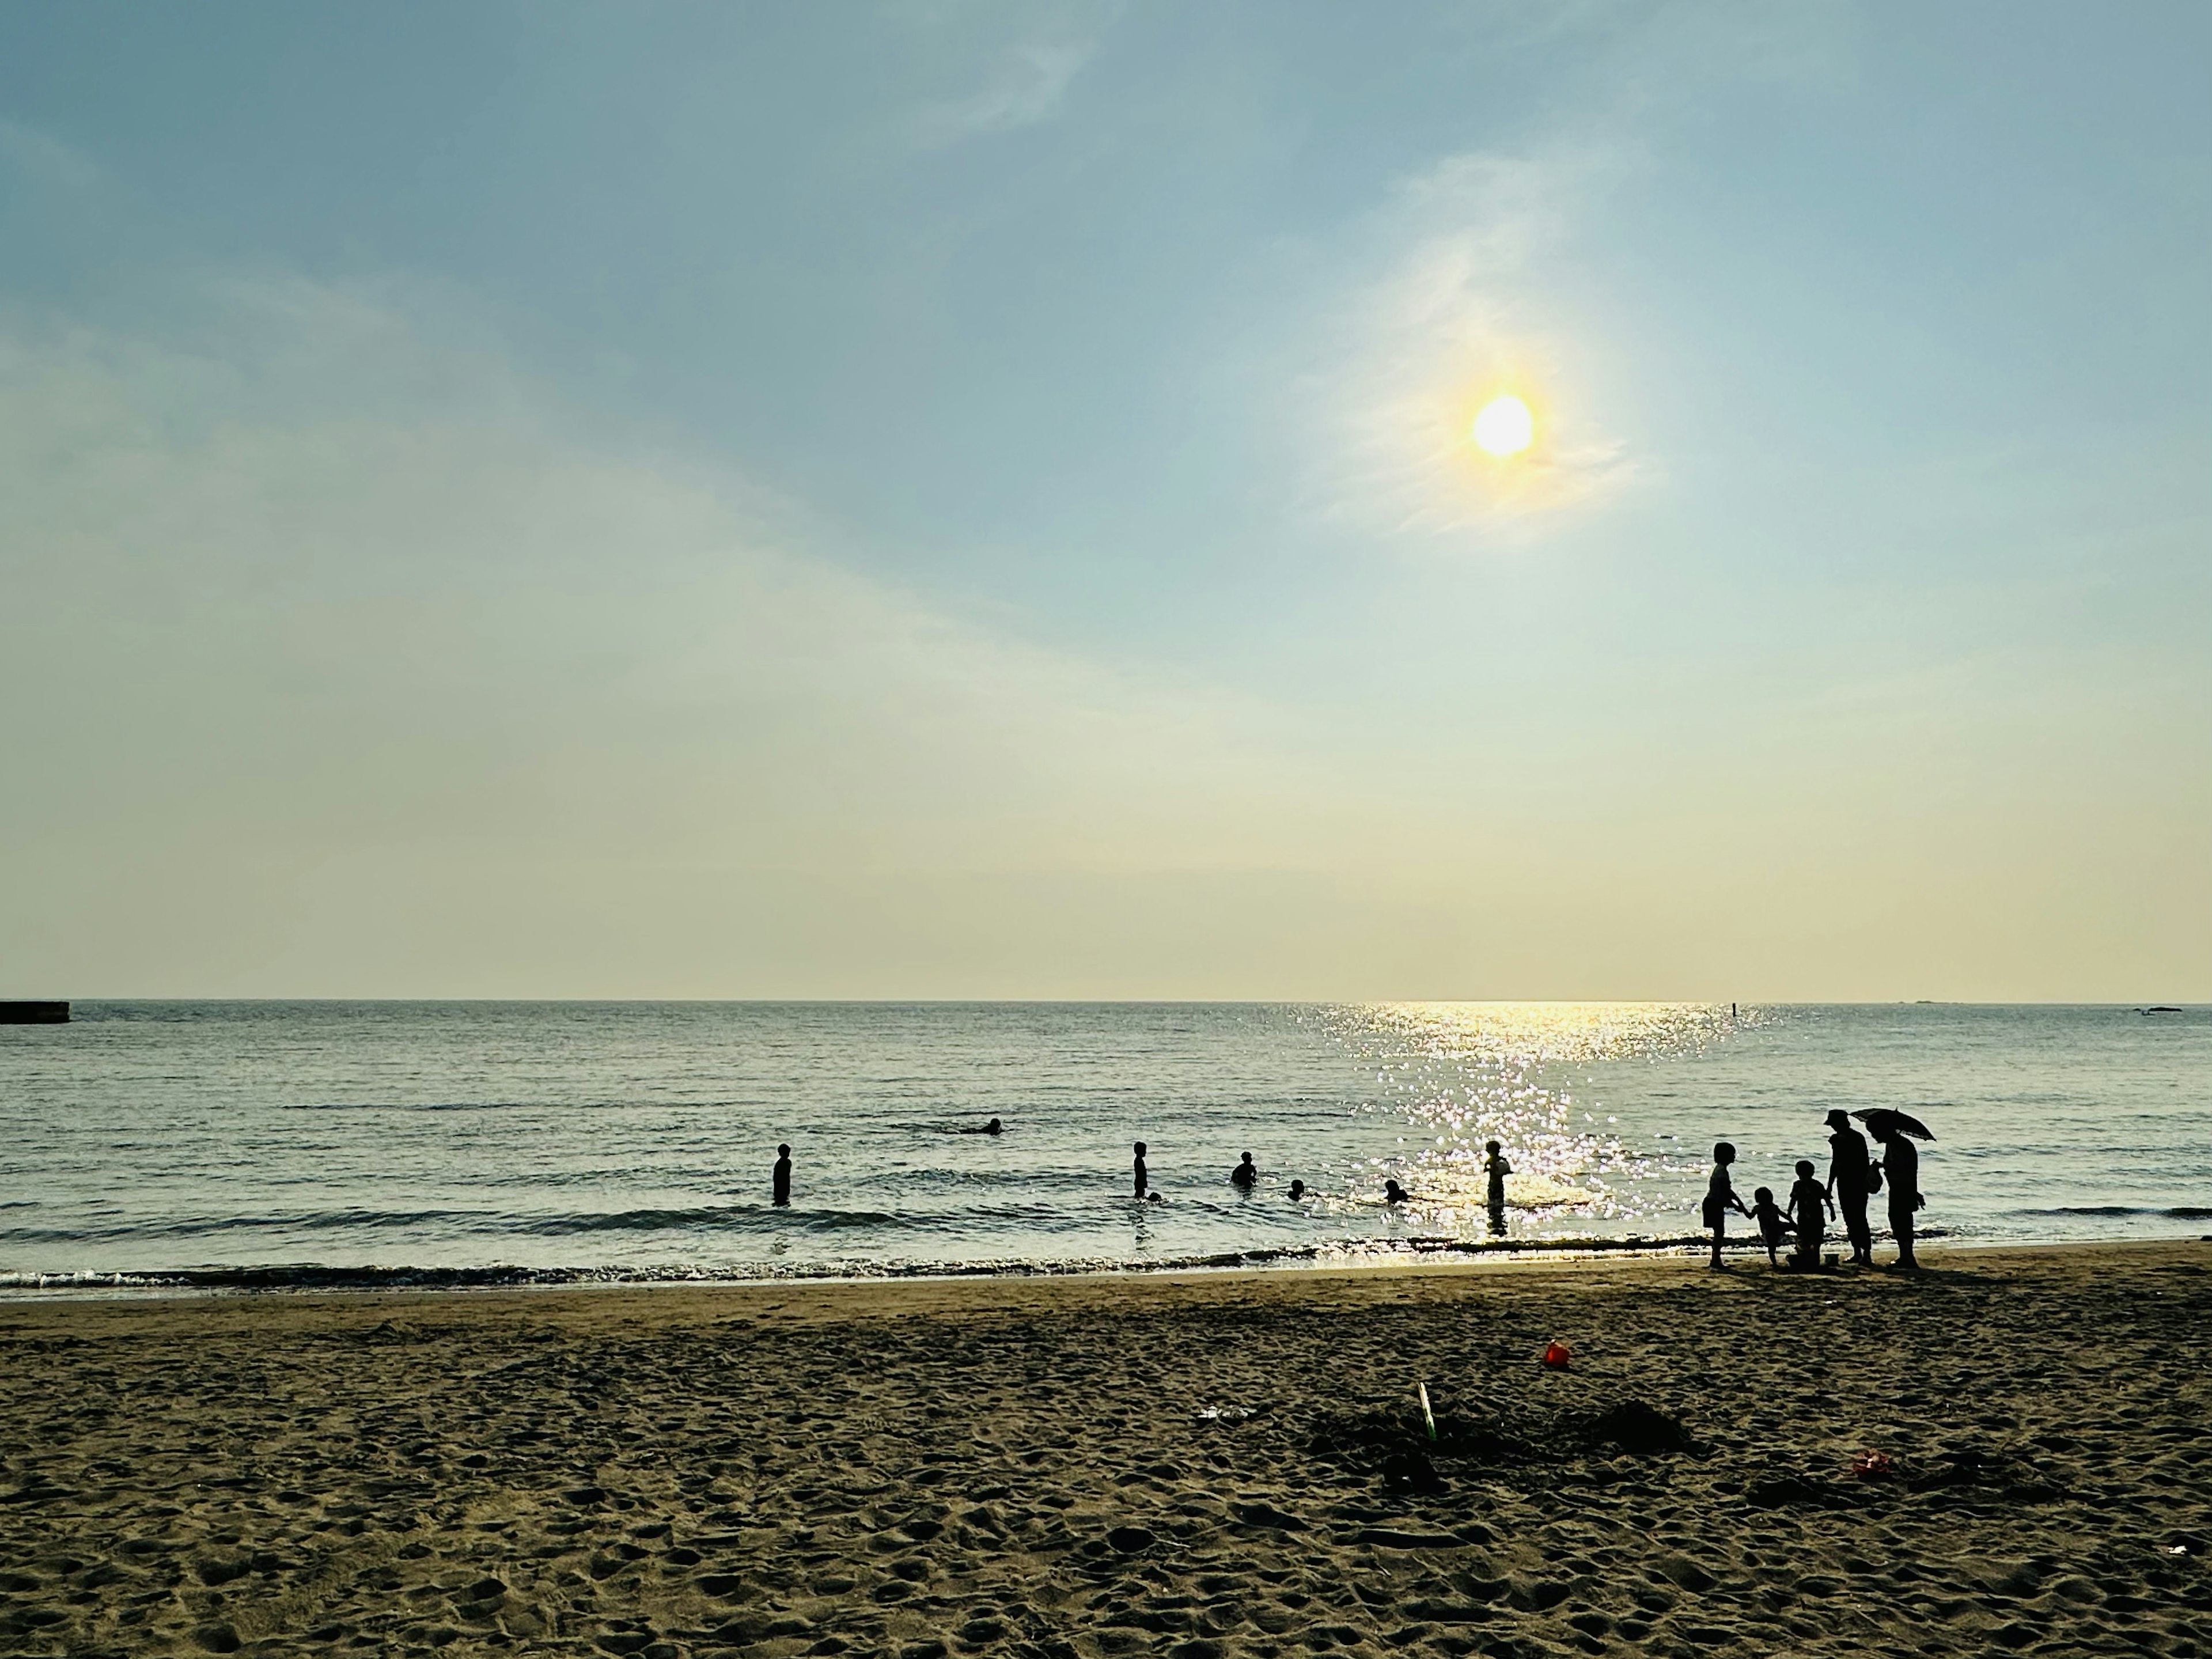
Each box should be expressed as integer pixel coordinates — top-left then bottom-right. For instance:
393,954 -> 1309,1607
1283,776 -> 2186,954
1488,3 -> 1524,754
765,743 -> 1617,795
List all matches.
2,1241 -> 2208,1658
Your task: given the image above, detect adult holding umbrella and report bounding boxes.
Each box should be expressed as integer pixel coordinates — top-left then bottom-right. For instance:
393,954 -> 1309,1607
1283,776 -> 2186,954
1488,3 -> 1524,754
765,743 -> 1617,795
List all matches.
1823,1109 -> 1877,1267
1855,1109 -> 1934,1271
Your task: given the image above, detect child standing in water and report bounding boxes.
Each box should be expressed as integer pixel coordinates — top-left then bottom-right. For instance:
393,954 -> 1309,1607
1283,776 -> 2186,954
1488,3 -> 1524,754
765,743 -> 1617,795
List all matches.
1748,1185 -> 1791,1267
1702,1142 -> 1752,1269
1787,1158 -> 1834,1270
1483,1139 -> 1512,1234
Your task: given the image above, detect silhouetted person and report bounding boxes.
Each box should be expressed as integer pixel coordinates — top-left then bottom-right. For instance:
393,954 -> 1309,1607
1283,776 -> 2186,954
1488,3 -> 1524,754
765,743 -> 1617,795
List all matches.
1873,1123 -> 1923,1270
1749,1185 -> 1791,1267
1289,1179 -> 1307,1202
1787,1158 -> 1832,1270
959,1117 -> 1003,1135
1824,1109 -> 1876,1267
1702,1142 -> 1751,1269
1132,1141 -> 1149,1199
1483,1139 -> 1512,1236
1384,1178 -> 1412,1205
772,1143 -> 792,1207
1231,1152 -> 1257,1190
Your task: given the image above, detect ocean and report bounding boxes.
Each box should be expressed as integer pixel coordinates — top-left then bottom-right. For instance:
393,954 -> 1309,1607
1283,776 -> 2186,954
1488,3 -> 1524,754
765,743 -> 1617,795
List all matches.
1,1002 -> 2206,1289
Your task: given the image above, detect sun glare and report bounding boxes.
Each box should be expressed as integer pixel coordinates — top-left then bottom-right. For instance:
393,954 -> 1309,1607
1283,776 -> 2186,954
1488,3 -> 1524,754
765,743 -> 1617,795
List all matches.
1472,395 -> 1535,457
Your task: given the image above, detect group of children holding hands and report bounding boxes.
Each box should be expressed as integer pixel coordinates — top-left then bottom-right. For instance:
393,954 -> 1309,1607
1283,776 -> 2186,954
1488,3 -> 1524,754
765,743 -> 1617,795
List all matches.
1700,1116 -> 1914,1271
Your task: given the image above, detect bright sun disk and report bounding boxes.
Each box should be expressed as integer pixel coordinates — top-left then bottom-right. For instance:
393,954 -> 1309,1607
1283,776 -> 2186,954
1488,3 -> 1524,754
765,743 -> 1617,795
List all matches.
1472,395 -> 1534,457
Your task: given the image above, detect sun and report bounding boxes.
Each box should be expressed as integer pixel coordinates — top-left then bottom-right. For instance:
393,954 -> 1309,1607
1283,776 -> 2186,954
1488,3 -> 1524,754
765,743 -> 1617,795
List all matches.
1471,395 -> 1534,457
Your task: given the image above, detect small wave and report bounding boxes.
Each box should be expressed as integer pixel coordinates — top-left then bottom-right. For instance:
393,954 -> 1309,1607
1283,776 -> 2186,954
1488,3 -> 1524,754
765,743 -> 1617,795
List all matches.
0,1209 -> 494,1245
0,1232 -> 1739,1294
515,1206 -> 899,1236
2019,1205 -> 2212,1219
287,1101 -> 543,1113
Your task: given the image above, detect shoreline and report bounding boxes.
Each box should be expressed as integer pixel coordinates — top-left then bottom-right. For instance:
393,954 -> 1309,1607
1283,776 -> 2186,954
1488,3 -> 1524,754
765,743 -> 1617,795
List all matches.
9,1221 -> 2189,1304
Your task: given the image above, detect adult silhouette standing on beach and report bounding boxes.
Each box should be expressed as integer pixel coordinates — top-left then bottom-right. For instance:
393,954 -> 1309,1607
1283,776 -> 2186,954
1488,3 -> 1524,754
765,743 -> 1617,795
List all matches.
1869,1118 -> 1923,1270
1824,1109 -> 1876,1267
772,1143 -> 793,1207
1132,1141 -> 1149,1198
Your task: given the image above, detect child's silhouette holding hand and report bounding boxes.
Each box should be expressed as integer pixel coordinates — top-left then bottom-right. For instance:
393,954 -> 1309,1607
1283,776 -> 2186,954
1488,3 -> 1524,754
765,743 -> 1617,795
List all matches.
1702,1142 -> 1753,1269
1787,1158 -> 1834,1270
1748,1185 -> 1791,1268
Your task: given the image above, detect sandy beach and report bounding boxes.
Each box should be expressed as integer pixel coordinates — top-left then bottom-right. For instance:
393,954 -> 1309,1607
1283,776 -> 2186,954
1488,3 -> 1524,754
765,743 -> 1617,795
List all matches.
2,1243 -> 2207,1658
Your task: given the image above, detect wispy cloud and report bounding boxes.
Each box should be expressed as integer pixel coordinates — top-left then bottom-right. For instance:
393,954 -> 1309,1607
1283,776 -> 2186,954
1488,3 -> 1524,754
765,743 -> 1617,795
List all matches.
0,118 -> 104,192
919,35 -> 1100,142
1315,146 -> 1643,541
0,275 -> 1354,886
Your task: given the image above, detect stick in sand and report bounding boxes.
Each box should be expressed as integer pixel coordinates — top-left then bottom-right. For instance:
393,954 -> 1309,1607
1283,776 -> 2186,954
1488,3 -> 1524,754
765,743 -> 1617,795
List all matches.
1418,1381 -> 1438,1441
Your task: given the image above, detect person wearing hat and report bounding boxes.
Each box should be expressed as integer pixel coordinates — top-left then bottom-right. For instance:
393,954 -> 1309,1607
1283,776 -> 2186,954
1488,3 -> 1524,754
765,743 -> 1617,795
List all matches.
1823,1109 -> 1877,1267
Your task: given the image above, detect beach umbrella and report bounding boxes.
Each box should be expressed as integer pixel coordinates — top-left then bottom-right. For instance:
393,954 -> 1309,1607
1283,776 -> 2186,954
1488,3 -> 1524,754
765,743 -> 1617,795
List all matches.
1852,1108 -> 1935,1141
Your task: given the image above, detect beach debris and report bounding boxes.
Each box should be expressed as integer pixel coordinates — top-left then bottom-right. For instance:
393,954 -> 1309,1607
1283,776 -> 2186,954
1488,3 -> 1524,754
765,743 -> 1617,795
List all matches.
1418,1381 -> 1438,1440
1196,1403 -> 1253,1422
1848,1448 -> 1895,1481
1541,1340 -> 1572,1370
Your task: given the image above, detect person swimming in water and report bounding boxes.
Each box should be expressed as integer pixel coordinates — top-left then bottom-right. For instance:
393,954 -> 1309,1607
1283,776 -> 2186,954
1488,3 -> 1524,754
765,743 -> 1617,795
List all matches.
1384,1178 -> 1412,1205
1230,1153 -> 1257,1190
959,1117 -> 1003,1135
1289,1179 -> 1307,1202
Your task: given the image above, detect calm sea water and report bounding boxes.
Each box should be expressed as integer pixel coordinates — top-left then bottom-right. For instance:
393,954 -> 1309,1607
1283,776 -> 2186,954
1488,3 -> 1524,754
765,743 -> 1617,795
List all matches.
1,1002 -> 2206,1288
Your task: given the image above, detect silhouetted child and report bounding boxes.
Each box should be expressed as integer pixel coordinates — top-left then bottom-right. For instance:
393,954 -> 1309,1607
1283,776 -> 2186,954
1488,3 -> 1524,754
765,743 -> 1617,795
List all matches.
1483,1139 -> 1512,1234
1702,1142 -> 1751,1268
1289,1179 -> 1307,1202
1748,1185 -> 1791,1267
772,1143 -> 792,1207
1384,1178 -> 1412,1205
1787,1158 -> 1833,1270
1231,1153 -> 1257,1190
1132,1141 -> 1149,1198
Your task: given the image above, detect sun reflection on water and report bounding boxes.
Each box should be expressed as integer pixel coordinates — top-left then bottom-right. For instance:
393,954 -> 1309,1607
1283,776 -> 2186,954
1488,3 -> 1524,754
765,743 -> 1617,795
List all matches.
1316,1002 -> 1742,1237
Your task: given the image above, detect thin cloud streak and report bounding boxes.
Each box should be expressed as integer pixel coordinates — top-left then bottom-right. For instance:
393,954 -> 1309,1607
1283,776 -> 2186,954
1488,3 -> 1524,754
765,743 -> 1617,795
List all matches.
919,34 -> 1102,142
1316,147 -> 1644,543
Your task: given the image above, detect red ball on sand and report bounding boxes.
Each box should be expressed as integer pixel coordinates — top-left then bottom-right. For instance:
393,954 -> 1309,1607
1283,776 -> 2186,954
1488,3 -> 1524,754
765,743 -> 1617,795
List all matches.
1541,1340 -> 1571,1369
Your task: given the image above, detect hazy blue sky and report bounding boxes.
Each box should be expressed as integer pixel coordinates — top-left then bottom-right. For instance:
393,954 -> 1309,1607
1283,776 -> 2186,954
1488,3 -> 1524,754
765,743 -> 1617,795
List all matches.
3,2 -> 2207,998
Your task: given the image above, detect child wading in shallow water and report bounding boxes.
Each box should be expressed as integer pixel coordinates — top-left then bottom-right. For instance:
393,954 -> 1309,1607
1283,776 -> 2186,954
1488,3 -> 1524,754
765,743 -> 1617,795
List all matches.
1702,1142 -> 1752,1269
1787,1158 -> 1834,1270
1749,1185 -> 1791,1267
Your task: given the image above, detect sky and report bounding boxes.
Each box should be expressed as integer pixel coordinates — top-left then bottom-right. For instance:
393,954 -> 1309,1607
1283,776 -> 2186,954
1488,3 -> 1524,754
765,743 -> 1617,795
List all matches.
2,1 -> 2207,1000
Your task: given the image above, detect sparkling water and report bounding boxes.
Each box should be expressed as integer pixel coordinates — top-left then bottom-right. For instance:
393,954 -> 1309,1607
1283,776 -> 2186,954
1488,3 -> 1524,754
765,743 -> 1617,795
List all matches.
1,1002 -> 2205,1286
